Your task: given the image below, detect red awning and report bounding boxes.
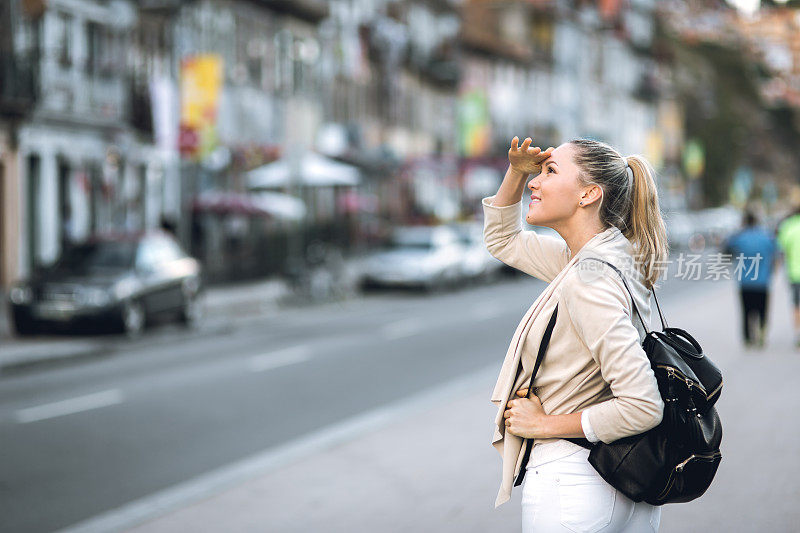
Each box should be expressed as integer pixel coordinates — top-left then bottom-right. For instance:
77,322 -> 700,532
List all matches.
191,192 -> 273,217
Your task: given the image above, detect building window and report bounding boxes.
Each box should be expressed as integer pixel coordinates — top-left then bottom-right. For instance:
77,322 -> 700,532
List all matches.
86,21 -> 99,75
56,12 -> 72,68
274,30 -> 292,94
86,22 -> 120,77
18,14 -> 42,58
247,38 -> 265,88
26,154 -> 41,271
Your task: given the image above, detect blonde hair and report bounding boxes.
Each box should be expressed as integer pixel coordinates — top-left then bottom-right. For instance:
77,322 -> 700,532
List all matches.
570,138 -> 669,289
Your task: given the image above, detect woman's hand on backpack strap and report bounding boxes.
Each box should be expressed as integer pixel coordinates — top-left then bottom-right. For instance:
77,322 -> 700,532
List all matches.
503,388 -> 548,439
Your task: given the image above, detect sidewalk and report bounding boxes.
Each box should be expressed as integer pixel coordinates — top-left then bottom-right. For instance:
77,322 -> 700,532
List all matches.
102,277 -> 800,532
0,278 -> 291,372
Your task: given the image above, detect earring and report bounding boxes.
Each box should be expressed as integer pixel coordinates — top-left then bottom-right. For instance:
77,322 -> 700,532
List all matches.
579,201 -> 583,205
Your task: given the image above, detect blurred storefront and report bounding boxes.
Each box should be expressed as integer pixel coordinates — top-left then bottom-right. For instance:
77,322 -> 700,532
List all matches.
2,1 -> 173,286
134,0 -> 335,282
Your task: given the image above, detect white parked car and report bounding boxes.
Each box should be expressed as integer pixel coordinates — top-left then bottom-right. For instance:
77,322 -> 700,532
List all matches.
665,206 -> 741,252
359,225 -> 466,291
664,210 -> 697,251
449,221 -> 504,282
697,206 -> 742,249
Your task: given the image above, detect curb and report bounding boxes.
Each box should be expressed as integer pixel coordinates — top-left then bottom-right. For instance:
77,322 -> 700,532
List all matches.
0,339 -> 112,374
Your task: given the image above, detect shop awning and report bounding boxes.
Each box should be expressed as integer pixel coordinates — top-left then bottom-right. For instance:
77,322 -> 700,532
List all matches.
191,192 -> 272,217
246,151 -> 361,189
192,191 -> 307,222
250,191 -> 307,221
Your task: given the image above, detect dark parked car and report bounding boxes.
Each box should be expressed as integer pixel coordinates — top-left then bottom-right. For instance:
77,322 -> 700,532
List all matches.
7,231 -> 203,337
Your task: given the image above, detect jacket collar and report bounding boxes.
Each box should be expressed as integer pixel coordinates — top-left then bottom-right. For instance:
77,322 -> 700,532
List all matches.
568,225 -> 626,261
569,224 -> 650,298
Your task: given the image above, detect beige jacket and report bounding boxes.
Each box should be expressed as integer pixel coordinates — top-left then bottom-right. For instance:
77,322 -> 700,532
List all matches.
482,195 -> 664,507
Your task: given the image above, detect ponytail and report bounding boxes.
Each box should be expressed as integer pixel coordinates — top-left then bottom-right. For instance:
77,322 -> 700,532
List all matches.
625,155 -> 669,289
570,139 -> 669,289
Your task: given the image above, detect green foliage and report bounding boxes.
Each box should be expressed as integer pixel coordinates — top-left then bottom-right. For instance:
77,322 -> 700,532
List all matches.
661,30 -> 794,206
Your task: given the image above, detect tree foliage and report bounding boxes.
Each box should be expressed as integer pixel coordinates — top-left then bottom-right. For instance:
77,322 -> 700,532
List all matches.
658,21 -> 800,207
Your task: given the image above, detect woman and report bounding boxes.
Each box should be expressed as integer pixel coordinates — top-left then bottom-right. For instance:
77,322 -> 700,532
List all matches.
483,137 -> 668,532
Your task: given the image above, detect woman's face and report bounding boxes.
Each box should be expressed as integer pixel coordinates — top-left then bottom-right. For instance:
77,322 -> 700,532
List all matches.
525,142 -> 587,228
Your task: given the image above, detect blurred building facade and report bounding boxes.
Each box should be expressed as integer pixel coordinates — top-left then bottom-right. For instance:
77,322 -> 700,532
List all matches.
135,0 -> 331,281
658,0 -> 800,211
1,0 -> 171,289
0,0 -> 734,288
733,5 -> 800,107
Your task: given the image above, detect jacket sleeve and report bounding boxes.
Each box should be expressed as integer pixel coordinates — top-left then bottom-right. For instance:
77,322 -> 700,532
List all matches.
482,195 -> 571,283
561,268 -> 664,444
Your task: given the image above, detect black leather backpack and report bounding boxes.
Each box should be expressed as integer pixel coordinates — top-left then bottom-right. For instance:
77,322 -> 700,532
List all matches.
514,257 -> 723,506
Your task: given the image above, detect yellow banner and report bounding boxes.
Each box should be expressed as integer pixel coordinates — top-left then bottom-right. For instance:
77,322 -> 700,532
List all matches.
179,55 -> 223,160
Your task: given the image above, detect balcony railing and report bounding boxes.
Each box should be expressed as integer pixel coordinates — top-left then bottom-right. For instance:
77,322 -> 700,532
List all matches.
0,53 -> 38,117
258,0 -> 329,23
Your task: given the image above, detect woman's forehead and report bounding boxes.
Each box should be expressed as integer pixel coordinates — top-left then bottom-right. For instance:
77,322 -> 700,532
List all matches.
546,143 -> 575,165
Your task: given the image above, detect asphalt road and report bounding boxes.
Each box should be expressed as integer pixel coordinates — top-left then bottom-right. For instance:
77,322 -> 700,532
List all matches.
0,274 -> 703,533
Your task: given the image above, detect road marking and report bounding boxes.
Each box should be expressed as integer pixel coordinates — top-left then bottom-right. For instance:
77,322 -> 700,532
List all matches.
382,318 -> 425,339
56,365 -> 497,533
249,346 -> 311,372
15,389 -> 124,424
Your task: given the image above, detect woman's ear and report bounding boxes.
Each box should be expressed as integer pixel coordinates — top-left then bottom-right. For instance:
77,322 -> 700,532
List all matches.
580,184 -> 603,206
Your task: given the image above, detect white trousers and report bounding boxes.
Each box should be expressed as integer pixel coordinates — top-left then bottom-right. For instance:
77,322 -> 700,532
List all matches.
521,446 -> 661,533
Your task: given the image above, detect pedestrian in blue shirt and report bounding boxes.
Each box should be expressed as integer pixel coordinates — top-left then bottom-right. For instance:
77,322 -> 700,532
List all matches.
723,210 -> 778,348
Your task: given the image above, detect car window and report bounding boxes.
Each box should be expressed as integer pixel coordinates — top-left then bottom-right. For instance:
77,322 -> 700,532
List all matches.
389,229 -> 434,250
455,231 -> 472,245
56,242 -> 137,271
136,240 -> 159,270
432,228 -> 458,247
158,237 -> 185,262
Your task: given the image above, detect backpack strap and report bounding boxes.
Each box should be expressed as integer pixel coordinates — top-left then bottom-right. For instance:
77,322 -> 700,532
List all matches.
566,257 -> 668,450
513,304 -> 558,487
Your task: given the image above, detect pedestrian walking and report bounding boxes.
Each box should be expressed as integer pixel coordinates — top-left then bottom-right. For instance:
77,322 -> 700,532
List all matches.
722,210 -> 777,349
777,205 -> 800,347
483,137 -> 667,531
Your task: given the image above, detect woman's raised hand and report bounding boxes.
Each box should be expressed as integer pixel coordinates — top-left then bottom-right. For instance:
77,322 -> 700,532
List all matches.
508,136 -> 553,175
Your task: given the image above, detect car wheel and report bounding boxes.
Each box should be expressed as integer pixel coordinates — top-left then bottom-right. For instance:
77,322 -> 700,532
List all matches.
12,314 -> 38,337
179,292 -> 203,328
448,273 -> 463,291
424,275 -> 444,294
438,271 -> 459,292
121,300 -> 145,338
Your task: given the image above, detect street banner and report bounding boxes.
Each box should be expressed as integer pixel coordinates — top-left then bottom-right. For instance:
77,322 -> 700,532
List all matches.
458,89 -> 490,157
179,54 -> 223,160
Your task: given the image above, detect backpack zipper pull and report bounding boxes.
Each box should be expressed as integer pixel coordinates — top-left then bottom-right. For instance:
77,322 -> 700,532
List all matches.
676,455 -> 696,472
